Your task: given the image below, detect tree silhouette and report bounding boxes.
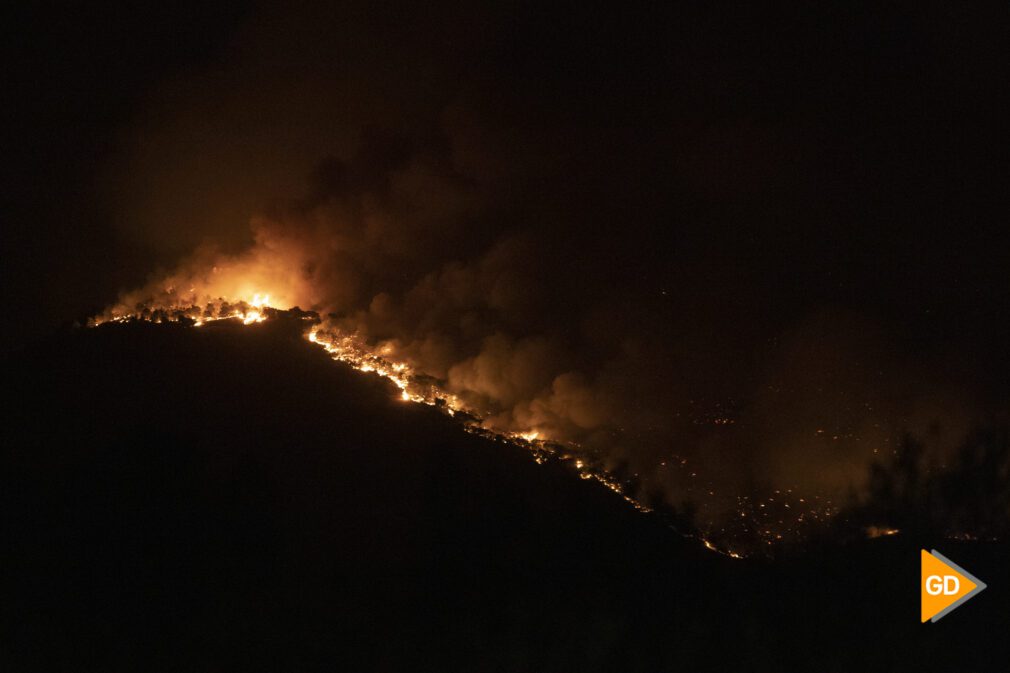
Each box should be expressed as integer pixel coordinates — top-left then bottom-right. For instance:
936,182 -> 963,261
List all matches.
846,426 -> 1009,540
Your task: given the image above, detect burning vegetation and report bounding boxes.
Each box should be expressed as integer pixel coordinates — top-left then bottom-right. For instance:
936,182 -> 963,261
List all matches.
93,293 -> 1007,557
93,297 -> 721,546
83,117 -> 1005,559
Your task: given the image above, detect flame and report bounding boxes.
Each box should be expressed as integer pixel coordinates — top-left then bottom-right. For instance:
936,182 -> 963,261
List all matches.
865,526 -> 900,539
242,310 -> 264,325
87,288 -> 993,557
92,289 -> 771,553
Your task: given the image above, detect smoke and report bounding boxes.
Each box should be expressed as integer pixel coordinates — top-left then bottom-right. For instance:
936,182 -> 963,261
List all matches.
98,1 -> 1006,535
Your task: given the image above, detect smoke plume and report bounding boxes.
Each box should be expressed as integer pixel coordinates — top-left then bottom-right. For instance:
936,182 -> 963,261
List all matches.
98,1 -> 1008,540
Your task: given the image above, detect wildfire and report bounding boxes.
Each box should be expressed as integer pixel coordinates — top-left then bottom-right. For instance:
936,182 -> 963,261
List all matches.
92,291 -> 759,553
238,293 -> 271,324
88,292 -> 995,557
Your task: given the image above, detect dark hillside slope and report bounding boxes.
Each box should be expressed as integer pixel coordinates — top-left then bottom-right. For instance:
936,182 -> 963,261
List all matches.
3,320 -> 1008,672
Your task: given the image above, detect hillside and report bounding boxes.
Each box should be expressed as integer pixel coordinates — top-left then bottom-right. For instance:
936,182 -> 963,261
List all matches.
3,319 -> 1007,672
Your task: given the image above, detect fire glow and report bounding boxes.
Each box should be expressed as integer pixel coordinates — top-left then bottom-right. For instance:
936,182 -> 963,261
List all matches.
92,293 -> 864,559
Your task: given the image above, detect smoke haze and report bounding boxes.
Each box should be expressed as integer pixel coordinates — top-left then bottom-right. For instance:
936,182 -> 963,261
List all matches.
91,1 -> 1009,523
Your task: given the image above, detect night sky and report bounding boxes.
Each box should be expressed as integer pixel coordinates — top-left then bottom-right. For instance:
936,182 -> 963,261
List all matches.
7,2 -> 1009,349
3,2 -> 1009,669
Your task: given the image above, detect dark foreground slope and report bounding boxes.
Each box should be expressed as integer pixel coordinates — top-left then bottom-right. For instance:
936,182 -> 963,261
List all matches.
3,320 -> 1008,672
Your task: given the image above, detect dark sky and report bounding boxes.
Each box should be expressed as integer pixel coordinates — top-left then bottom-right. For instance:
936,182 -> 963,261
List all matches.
6,2 -> 1008,342
4,1 -> 1009,508
4,1 -> 252,348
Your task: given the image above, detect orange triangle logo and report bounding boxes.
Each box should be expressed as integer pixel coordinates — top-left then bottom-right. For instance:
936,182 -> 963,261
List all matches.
921,549 -> 987,622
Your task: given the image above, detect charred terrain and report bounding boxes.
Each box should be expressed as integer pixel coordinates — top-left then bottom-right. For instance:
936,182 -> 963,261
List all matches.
3,319 -> 1007,672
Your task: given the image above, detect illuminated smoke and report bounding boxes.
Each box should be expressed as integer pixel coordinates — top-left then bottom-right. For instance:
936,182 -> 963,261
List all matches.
94,133 -> 986,554
91,4 -> 1003,553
